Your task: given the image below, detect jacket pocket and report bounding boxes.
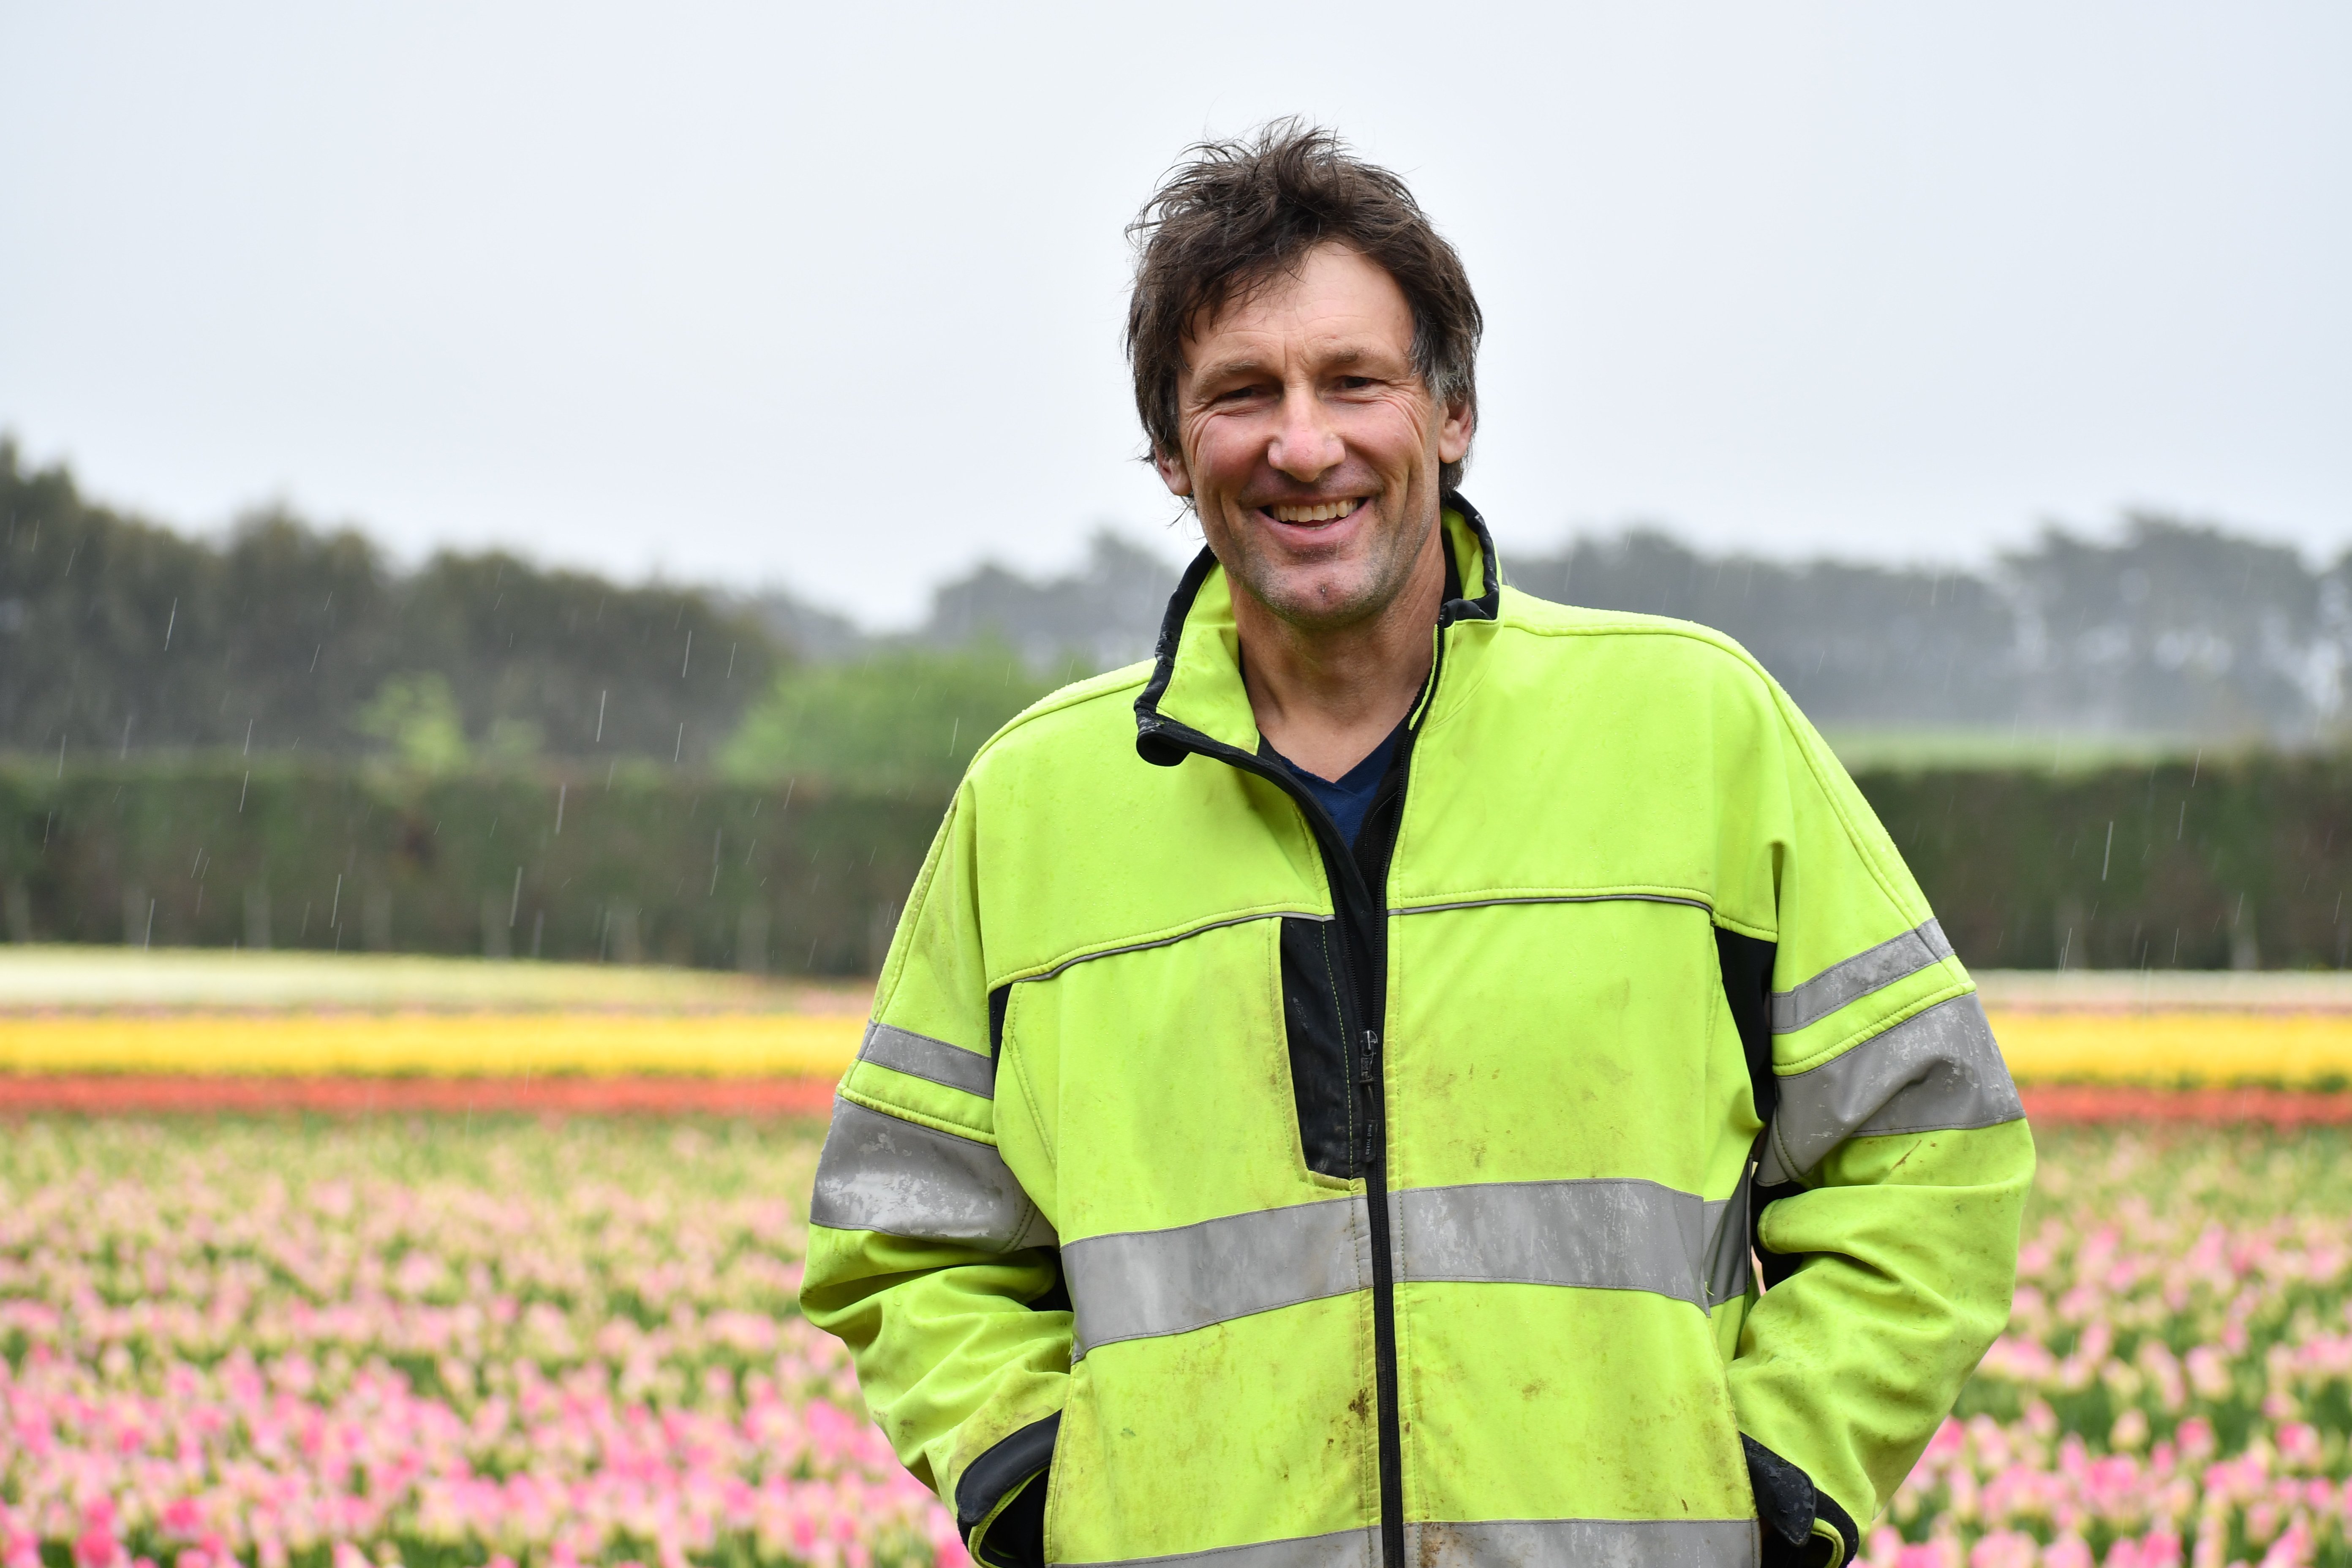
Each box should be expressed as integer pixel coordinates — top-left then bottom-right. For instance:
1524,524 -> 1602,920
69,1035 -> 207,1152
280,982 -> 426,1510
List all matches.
958,1413 -> 1062,1568
1279,914 -> 1357,1179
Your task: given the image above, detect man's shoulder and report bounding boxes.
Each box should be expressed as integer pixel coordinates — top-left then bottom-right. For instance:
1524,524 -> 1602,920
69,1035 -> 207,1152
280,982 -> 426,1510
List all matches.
966,659 -> 1157,778
1494,585 -> 1777,691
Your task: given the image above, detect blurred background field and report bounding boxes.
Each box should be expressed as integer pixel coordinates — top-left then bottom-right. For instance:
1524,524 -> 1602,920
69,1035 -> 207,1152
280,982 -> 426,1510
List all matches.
0,1116 -> 957,1568
0,945 -> 868,1013
5,1116 -> 2351,1568
0,947 -> 868,1088
4,913 -> 2344,1562
4,948 -> 2351,1093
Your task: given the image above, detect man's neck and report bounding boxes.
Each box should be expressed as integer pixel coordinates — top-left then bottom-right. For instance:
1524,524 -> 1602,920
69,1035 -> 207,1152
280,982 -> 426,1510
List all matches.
1233,526 -> 1448,783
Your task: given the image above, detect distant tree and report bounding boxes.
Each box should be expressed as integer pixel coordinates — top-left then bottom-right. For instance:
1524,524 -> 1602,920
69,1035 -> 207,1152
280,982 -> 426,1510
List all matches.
721,641 -> 1059,789
395,548 -> 780,760
731,584 -> 871,662
0,439 -> 785,762
1999,514 -> 2333,738
1503,529 -> 2020,727
1507,514 -> 2352,743
12,436 -> 2349,762
355,673 -> 470,772
918,530 -> 1181,672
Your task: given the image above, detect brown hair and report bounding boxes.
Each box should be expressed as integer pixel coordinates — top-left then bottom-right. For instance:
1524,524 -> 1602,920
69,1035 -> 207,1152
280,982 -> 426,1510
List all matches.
1125,121 -> 1484,493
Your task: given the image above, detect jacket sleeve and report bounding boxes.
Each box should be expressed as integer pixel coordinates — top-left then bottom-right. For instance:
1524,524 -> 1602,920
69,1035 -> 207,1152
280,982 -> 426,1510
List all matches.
1723,688 -> 2036,1565
798,789 -> 1070,1565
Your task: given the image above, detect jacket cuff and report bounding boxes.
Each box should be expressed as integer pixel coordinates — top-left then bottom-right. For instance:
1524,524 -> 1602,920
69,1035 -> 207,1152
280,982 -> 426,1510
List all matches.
1743,1434 -> 1859,1568
1749,1179 -> 1807,1289
957,1413 -> 1060,1568
1811,1489 -> 1859,1568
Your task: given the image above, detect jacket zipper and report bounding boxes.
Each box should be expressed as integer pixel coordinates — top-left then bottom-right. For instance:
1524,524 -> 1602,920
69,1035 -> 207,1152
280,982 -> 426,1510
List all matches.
1144,611 -> 1451,1568
1312,765 -> 1404,1568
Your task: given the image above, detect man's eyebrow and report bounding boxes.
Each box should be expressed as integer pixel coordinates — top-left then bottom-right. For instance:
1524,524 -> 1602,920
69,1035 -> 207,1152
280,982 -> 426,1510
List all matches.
1187,353 -> 1274,388
1187,342 -> 1384,391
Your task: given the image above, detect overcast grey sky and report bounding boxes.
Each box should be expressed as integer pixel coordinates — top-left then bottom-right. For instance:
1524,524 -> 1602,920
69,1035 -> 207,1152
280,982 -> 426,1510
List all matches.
3,3 -> 2346,626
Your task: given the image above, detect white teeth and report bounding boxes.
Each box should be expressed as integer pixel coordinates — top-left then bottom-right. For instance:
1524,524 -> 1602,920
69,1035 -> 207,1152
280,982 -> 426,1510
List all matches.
1267,498 -> 1361,524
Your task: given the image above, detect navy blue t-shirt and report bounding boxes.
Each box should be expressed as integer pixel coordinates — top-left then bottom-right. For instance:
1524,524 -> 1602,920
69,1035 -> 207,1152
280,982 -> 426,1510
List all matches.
1266,722 -> 1405,847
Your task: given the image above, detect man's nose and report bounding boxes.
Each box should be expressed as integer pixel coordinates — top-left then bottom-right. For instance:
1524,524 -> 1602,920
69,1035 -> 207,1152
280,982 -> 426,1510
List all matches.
1265,389 -> 1343,482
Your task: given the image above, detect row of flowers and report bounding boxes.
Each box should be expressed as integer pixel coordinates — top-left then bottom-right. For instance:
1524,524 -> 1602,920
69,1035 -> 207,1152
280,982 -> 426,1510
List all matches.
4,1004 -> 2348,1085
0,1014 -> 864,1079
5,1119 -> 2351,1567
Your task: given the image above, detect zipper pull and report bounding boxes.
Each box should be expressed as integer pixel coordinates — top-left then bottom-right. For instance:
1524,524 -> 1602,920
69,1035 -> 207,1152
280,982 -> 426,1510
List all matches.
1357,1029 -> 1380,1083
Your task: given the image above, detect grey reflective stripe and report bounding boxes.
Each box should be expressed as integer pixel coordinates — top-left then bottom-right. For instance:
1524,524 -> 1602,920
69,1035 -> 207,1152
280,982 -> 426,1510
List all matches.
1054,1527 -> 1376,1568
1068,1180 -> 1736,1354
1769,992 -> 2024,1181
1405,1519 -> 1758,1568
1394,1180 -> 1709,1308
808,1098 -> 1056,1252
857,1020 -> 994,1096
1064,1197 -> 1369,1358
1027,911 -> 1328,983
1056,1523 -> 1753,1568
1391,892 -> 1712,918
1770,920 -> 1955,1033
1701,1191 -> 1753,1306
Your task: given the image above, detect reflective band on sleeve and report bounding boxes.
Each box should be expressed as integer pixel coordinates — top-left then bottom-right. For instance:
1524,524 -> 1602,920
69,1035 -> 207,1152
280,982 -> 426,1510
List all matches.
1770,920 -> 1955,1034
808,1098 -> 1056,1252
1394,1179 -> 1709,1308
1053,1526 -> 1378,1568
1404,1518 -> 1759,1568
1064,1197 -> 1369,1359
857,1019 -> 995,1096
1768,992 -> 2024,1181
1701,1190 -> 1752,1306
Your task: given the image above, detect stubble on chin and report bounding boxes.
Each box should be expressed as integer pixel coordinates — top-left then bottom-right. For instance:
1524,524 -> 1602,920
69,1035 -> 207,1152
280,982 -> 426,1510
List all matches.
1213,498 -> 1437,635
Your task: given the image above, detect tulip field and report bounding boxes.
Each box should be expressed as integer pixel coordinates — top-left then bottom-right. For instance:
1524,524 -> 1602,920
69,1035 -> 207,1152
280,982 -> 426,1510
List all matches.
2,950 -> 2350,1568
1878,1126 -> 2352,1568
4,1120 -> 2350,1568
0,1117 -> 960,1568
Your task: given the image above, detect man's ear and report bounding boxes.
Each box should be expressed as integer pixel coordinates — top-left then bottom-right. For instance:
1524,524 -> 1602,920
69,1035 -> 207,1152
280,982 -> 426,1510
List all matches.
1153,445 -> 1193,498
1437,397 -> 1474,466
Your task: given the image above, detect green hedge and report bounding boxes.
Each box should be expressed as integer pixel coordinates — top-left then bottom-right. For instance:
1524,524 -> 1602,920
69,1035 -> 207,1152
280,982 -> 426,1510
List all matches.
1859,751 -> 2352,972
3,751 -> 2347,973
0,760 -> 946,975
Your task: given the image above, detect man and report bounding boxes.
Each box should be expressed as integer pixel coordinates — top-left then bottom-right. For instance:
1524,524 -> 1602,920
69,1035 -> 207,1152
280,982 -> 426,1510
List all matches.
801,124 -> 2032,1568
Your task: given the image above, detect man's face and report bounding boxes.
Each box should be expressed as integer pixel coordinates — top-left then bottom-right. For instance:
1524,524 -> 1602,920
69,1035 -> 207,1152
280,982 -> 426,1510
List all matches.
1156,243 -> 1473,633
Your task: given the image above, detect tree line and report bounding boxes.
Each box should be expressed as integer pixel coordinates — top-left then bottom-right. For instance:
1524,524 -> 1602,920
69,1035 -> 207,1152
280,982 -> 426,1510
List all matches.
869,516 -> 2352,747
0,441 -> 779,767
7,439 -> 2349,793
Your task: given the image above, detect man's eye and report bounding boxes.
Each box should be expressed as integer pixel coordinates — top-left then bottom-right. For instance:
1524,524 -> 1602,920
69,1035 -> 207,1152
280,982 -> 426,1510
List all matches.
1334,376 -> 1376,391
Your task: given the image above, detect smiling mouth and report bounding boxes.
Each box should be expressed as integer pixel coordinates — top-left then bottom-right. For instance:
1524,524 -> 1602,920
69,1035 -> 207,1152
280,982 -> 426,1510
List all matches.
1261,497 -> 1367,525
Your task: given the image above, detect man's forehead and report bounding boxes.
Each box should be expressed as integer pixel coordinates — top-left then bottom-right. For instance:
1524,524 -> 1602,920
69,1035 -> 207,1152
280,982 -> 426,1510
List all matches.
1181,257 -> 1416,378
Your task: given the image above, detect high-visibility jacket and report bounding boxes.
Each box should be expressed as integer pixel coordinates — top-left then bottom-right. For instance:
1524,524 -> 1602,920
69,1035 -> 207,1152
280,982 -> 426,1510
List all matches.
800,502 -> 2033,1568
